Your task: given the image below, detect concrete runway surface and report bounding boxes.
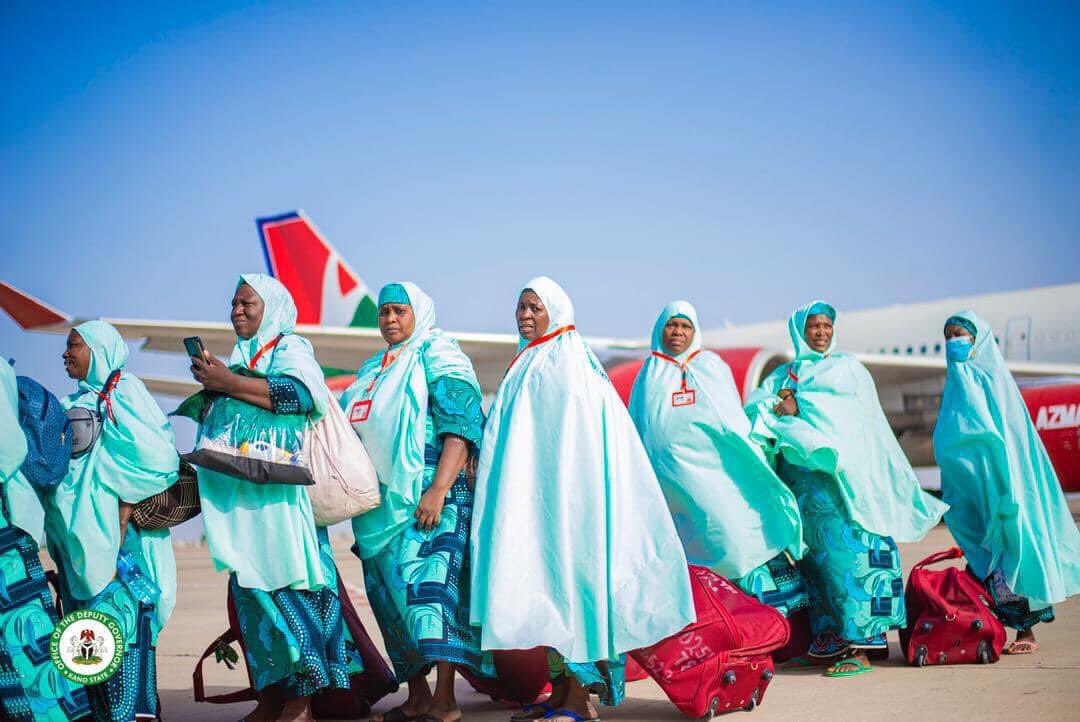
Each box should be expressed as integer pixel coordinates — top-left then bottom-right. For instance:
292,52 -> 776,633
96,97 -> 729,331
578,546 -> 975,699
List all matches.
128,516 -> 1078,722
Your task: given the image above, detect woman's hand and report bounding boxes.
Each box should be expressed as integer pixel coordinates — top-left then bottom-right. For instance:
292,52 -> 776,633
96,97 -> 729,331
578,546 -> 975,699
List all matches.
415,486 -> 448,531
191,354 -> 234,393
773,394 -> 799,417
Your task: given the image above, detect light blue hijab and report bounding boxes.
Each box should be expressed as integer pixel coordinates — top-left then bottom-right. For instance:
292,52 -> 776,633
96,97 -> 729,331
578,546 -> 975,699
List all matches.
470,277 -> 695,664
46,320 -> 178,626
745,300 -> 947,541
933,311 -> 1080,608
629,301 -> 804,578
343,281 -> 481,559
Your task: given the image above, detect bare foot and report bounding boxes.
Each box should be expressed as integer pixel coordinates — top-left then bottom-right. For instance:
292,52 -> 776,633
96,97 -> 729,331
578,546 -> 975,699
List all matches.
275,696 -> 314,722
423,699 -> 462,722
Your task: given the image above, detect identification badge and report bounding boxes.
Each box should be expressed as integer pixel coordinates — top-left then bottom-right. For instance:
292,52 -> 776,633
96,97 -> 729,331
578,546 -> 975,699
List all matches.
350,400 -> 372,424
672,389 -> 696,407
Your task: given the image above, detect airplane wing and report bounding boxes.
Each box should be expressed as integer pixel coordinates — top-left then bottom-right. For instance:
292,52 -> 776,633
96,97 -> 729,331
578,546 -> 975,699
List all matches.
0,282 -> 638,397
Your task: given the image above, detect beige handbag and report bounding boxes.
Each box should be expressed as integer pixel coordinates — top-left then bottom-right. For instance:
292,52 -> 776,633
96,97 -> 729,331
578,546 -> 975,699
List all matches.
304,400 -> 380,525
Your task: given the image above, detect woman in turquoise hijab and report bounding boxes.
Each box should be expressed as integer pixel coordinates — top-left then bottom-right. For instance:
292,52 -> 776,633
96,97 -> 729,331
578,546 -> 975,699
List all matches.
341,282 -> 490,722
41,320 -> 178,721
745,301 -> 947,677
470,277 -> 695,722
1,359 -> 90,722
934,312 -> 1080,654
190,274 -> 357,722
629,301 -> 808,618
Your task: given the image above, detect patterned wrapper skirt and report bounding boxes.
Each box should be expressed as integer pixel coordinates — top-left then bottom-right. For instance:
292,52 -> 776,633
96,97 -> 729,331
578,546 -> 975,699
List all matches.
0,517 -> 90,722
784,465 -> 906,653
232,527 -> 360,699
984,569 -> 1055,631
735,552 -> 811,618
356,465 -> 494,682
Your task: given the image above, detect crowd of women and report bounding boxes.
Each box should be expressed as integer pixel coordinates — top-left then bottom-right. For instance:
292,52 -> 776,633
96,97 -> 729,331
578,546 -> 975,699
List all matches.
1,272 -> 1078,722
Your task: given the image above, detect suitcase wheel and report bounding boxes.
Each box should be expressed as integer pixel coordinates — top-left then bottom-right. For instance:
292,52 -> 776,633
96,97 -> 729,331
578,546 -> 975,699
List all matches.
938,652 -> 948,664
914,646 -> 928,667
919,620 -> 933,633
743,689 -> 759,712
722,670 -> 737,685
701,696 -> 720,720
977,640 -> 991,664
761,668 -> 774,682
971,618 -> 983,631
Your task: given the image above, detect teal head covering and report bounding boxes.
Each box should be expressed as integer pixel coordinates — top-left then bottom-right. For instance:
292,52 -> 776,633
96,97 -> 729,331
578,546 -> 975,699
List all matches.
228,273 -> 328,418
650,301 -> 700,361
46,320 -> 179,625
630,301 -> 803,578
470,277 -> 695,664
933,311 -> 1080,608
378,283 -> 412,307
344,281 -> 479,559
789,300 -> 837,362
944,315 -> 978,339
76,320 -> 128,392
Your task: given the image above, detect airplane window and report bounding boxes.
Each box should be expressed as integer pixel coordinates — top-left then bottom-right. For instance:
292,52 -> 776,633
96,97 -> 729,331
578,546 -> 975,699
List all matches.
920,344 -> 927,354
893,347 -> 899,354
906,346 -> 913,354
934,343 -> 941,353
879,347 -> 886,354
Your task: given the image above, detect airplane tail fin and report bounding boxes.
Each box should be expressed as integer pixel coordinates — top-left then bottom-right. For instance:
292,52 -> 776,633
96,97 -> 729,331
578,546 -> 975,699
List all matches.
256,211 -> 378,328
0,281 -> 71,330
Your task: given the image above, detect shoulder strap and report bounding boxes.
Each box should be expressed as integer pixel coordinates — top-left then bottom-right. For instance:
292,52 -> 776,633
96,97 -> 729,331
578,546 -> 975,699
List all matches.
913,546 -> 964,569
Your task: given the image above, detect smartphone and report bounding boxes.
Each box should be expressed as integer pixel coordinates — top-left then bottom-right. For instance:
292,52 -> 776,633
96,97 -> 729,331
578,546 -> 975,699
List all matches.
183,336 -> 207,360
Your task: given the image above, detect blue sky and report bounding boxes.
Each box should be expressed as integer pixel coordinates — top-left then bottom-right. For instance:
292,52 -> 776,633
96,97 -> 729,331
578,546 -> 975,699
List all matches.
3,0 -> 1079,407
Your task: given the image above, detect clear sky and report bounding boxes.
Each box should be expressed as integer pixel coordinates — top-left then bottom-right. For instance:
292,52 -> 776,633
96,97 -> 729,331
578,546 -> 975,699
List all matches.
3,1 -> 1079,403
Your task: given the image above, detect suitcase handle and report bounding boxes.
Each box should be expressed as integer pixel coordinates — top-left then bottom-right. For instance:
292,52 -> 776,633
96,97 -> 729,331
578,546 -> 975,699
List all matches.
912,547 -> 964,569
192,628 -> 257,704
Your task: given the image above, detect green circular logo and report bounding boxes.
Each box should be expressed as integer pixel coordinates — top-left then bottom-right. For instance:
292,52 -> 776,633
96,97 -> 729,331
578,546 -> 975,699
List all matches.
49,609 -> 125,685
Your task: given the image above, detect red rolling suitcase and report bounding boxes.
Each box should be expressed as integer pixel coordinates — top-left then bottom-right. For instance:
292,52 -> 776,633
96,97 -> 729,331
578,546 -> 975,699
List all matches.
630,566 -> 790,718
899,547 -> 1006,666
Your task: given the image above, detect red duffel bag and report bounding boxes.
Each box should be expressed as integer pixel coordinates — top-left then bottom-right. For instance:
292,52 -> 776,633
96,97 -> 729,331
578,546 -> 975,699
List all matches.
630,566 -> 790,718
899,547 -> 1006,666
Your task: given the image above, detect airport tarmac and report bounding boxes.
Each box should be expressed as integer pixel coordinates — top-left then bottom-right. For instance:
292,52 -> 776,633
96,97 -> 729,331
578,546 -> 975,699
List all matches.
136,519 -> 1079,722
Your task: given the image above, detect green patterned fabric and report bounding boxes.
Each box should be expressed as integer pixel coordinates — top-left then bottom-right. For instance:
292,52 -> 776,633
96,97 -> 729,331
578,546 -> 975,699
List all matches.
231,527 -> 361,698
783,463 -> 906,646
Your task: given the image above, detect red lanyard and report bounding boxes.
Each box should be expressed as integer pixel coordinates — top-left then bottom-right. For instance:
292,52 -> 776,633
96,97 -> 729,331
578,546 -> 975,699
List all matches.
248,334 -> 284,370
651,349 -> 701,391
507,325 -> 576,372
96,371 -> 121,423
365,348 -> 402,394
786,367 -> 799,385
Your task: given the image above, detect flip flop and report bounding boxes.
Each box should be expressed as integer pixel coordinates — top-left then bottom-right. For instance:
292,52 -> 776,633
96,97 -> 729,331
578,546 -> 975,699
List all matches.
544,710 -> 600,722
1005,640 -> 1039,655
379,708 -> 420,722
510,703 -> 555,721
824,657 -> 873,678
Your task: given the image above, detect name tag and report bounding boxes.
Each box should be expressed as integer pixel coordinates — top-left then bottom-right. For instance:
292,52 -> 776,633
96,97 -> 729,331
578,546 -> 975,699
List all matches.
672,389 -> 696,407
350,400 -> 372,424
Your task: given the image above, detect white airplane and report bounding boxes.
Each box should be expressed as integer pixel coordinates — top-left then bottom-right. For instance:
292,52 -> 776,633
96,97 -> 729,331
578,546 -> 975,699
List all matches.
3,211 -> 1078,490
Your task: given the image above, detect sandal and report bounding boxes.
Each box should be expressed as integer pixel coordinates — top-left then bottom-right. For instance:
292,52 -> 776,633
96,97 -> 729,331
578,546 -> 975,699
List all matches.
510,703 -> 555,721
379,708 -> 420,722
824,655 -> 873,678
1005,640 -> 1039,655
545,710 -> 600,722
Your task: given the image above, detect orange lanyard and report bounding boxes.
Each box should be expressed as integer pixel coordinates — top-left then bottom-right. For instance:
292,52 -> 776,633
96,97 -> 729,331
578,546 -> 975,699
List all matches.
248,334 -> 284,370
507,325 -> 576,372
651,349 -> 701,391
365,348 -> 402,394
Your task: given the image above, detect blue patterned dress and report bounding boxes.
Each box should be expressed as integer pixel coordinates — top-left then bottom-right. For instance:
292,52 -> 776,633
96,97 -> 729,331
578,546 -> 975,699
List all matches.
780,461 -> 906,655
229,376 -> 362,698
0,491 -> 90,722
354,376 -> 493,682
